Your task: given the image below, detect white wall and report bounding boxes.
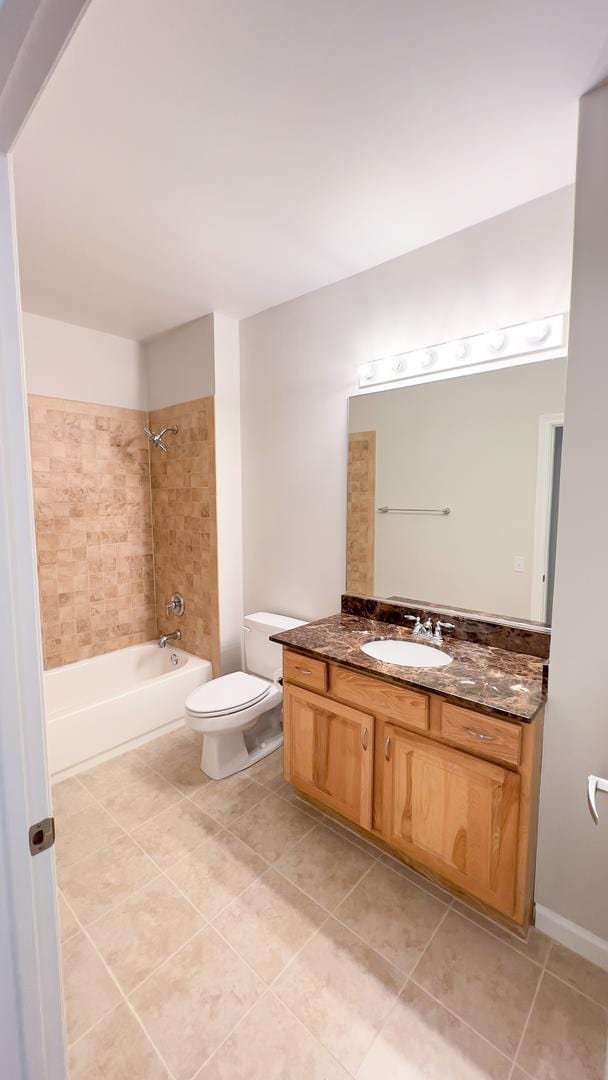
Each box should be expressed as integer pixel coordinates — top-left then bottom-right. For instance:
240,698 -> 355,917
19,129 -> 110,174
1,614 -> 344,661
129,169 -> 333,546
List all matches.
145,314 -> 214,409
350,359 -> 566,620
536,83 -> 608,958
22,311 -> 146,408
213,313 -> 244,672
240,188 -> 575,621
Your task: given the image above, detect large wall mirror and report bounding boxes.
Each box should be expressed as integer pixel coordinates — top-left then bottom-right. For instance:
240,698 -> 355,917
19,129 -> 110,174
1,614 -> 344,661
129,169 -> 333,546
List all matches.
347,357 -> 566,625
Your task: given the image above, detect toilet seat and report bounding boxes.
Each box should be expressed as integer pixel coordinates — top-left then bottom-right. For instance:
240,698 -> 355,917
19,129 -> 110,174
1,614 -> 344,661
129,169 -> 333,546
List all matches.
185,671 -> 272,718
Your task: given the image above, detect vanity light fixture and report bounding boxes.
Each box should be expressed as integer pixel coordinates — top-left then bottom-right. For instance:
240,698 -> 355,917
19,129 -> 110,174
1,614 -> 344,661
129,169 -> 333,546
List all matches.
357,313 -> 567,390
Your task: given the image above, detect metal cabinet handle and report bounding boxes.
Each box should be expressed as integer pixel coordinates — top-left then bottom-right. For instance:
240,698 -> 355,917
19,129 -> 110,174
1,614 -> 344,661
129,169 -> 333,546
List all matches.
587,774 -> 608,824
464,727 -> 495,742
384,736 -> 391,761
296,667 -> 312,676
361,727 -> 369,751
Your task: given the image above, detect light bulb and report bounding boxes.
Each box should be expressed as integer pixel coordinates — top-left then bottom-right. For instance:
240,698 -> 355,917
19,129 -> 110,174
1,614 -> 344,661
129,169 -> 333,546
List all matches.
421,350 -> 436,369
525,320 -> 550,345
452,341 -> 468,361
487,331 -> 507,353
359,362 -> 376,382
391,356 -> 404,374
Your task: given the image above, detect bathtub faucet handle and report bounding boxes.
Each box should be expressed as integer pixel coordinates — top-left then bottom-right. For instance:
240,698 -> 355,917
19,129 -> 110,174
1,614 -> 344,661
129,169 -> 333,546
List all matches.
166,593 -> 185,617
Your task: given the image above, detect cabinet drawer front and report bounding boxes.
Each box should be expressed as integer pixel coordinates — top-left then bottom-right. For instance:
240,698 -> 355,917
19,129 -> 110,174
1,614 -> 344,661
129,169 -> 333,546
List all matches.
330,664 -> 428,731
440,703 -> 521,767
283,649 -> 328,692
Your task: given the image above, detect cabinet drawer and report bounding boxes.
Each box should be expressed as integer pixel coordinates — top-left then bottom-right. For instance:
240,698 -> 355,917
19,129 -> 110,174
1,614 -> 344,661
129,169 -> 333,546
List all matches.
283,649 -> 328,693
329,664 -> 428,731
440,702 -> 521,767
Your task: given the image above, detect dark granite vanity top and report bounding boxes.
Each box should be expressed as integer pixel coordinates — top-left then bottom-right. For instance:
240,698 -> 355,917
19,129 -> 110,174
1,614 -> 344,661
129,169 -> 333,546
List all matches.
271,613 -> 546,723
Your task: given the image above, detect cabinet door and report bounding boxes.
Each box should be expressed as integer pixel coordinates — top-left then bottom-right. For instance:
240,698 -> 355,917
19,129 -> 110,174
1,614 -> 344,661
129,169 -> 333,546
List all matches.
283,683 -> 374,829
383,724 -> 520,915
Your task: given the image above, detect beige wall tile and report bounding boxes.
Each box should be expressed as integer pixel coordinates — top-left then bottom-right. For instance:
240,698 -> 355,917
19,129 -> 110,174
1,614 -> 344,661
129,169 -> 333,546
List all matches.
29,394 -> 156,667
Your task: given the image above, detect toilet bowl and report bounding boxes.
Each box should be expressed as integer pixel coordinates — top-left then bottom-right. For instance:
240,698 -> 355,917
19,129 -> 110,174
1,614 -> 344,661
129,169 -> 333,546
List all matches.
184,612 -> 305,780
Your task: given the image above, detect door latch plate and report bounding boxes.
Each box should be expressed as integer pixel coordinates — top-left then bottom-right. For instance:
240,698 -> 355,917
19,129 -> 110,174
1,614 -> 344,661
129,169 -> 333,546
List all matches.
29,816 -> 55,855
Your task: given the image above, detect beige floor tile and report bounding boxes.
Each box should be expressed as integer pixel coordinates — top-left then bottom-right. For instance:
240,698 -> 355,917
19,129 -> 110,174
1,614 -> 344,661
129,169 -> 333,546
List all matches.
274,824 -> 374,910
79,754 -> 154,802
323,816 -> 383,857
130,927 -> 264,1080
358,981 -> 511,1080
191,773 -> 268,825
68,1002 -> 169,1079
88,875 -> 204,993
58,891 -> 80,943
52,776 -> 95,819
518,971 -> 608,1080
546,940 -> 608,1007
58,834 -> 158,924
246,749 -> 284,787
55,803 -> 123,869
380,852 -> 456,903
82,760 -> 183,825
413,909 -> 541,1056
229,792 -> 316,862
214,868 -> 326,982
131,799 -> 220,870
336,861 -> 448,973
453,900 -> 551,965
137,727 -> 202,770
61,933 -> 121,1044
149,749 -> 210,795
274,916 -> 403,1073
166,829 -> 267,920
194,991 -> 350,1079
273,780 -> 326,820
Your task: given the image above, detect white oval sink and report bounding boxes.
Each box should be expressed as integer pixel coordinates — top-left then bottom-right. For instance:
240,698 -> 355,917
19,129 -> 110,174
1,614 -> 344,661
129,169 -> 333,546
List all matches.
360,639 -> 453,668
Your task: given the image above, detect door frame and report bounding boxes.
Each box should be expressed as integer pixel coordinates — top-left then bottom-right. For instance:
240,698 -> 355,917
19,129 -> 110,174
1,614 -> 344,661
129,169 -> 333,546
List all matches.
0,3 -> 90,1077
530,412 -> 564,622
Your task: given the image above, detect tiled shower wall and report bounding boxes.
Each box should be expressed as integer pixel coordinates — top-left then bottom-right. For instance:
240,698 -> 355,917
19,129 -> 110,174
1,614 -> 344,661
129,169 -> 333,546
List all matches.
149,397 -> 220,675
28,396 -> 157,668
28,394 -> 220,672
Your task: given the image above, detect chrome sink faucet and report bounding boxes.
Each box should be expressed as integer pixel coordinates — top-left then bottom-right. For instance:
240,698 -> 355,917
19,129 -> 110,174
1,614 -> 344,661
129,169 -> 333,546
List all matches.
410,616 -> 455,645
159,629 -> 181,648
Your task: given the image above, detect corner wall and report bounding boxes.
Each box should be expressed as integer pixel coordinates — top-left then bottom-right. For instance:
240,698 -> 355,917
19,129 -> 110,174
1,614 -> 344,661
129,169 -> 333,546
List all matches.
536,82 -> 608,960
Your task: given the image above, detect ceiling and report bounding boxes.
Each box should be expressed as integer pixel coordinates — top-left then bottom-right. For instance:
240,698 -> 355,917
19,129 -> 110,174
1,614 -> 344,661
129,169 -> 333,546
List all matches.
13,0 -> 608,341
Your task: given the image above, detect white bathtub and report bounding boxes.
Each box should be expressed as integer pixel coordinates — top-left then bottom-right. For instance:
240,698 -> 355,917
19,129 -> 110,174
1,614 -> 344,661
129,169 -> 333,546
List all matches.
44,642 -> 212,779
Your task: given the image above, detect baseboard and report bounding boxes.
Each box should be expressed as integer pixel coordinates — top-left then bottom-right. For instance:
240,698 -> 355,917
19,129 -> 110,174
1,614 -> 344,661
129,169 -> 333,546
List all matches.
535,903 -> 608,972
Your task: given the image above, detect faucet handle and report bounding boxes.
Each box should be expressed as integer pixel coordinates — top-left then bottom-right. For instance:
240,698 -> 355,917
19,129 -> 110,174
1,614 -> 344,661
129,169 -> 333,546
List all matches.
433,620 -> 455,644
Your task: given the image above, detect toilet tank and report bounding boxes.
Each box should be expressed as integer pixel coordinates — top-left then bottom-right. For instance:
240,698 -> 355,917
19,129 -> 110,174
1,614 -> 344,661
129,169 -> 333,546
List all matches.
244,612 -> 306,680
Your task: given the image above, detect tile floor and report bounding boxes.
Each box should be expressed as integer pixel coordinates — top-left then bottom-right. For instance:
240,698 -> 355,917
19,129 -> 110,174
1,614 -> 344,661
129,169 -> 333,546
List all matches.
54,729 -> 608,1080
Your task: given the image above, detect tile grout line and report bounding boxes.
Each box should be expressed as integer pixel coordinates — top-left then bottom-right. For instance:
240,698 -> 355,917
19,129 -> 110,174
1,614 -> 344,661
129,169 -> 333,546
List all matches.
505,937 -> 552,1080
58,886 -> 179,1080
451,902 -> 549,970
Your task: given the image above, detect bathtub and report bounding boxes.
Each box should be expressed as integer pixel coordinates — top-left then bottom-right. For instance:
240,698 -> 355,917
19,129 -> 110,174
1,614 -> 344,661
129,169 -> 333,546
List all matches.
44,642 -> 212,779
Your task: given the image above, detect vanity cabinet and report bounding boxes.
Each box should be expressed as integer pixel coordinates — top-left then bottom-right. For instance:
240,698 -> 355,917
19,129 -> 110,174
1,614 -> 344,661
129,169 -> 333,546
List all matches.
382,725 -> 519,915
282,648 -> 543,932
283,683 -> 374,829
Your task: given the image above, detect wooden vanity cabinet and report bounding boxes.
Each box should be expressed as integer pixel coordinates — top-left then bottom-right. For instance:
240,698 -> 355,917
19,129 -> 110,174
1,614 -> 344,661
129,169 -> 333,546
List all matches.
283,683 -> 374,829
282,648 -> 543,932
382,725 -> 520,915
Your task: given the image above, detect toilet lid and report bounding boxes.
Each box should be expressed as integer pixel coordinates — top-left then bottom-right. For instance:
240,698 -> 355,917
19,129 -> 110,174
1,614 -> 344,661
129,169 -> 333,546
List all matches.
186,671 -> 272,717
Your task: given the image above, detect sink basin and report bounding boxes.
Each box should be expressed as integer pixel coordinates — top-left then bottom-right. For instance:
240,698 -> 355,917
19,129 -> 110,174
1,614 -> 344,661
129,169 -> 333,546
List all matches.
360,639 -> 453,668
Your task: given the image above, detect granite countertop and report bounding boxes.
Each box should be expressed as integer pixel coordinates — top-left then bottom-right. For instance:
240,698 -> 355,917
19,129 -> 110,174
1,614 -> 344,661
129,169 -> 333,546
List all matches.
271,613 -> 546,723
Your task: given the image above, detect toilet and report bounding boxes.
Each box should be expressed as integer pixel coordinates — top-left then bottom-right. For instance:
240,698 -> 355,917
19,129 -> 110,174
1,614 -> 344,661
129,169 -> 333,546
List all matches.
184,611 -> 305,780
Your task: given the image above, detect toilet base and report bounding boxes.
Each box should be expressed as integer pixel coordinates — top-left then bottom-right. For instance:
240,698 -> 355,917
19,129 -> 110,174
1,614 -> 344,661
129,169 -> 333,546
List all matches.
200,706 -> 284,780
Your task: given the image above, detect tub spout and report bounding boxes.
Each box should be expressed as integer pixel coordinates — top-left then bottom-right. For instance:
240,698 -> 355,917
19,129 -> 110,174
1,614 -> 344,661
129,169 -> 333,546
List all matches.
159,630 -> 181,648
